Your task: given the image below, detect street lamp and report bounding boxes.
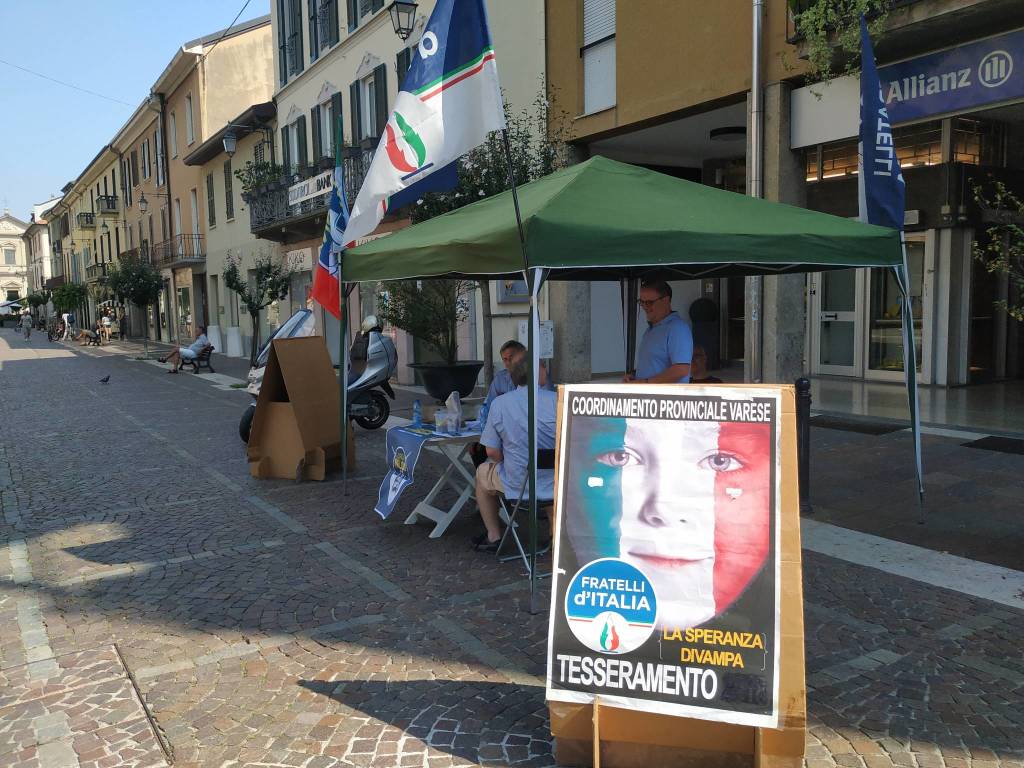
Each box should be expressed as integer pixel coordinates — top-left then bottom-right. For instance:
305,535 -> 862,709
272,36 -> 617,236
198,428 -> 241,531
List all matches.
138,191 -> 169,213
223,131 -> 238,158
387,1 -> 417,40
100,221 -> 109,235
221,123 -> 273,159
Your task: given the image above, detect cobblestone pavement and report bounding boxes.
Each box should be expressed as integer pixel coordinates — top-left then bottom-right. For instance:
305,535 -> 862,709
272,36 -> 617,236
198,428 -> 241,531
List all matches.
1,330 -> 1022,767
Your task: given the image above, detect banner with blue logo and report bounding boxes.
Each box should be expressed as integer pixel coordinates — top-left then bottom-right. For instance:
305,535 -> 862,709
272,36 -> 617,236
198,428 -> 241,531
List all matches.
859,15 -> 905,232
546,385 -> 783,727
375,426 -> 436,519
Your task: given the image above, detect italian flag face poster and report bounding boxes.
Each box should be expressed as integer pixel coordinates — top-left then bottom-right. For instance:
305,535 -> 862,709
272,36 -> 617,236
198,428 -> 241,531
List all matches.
546,384 -> 782,728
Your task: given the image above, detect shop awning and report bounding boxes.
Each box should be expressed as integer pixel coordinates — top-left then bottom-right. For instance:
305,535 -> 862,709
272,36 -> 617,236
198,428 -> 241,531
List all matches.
344,155 -> 903,282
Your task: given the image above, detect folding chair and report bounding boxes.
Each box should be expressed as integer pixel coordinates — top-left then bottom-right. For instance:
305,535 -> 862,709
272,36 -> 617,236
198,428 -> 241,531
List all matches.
496,448 -> 555,578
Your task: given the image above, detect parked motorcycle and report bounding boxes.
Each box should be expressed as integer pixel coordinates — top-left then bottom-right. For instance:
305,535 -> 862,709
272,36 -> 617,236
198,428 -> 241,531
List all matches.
238,311 -> 397,442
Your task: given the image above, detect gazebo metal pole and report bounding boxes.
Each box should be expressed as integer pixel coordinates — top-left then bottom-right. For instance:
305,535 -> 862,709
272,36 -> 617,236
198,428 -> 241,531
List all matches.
894,236 -> 925,520
500,129 -> 540,611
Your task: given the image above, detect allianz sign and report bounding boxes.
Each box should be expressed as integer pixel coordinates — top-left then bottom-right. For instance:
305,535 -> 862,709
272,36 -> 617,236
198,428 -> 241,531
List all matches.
288,170 -> 334,207
880,29 -> 1022,124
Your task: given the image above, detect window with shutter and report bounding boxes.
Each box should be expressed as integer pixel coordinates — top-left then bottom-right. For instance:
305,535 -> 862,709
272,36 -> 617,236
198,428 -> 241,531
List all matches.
582,0 -> 616,114
396,47 -> 412,85
223,160 -> 235,220
130,151 -> 139,187
347,0 -> 358,32
281,126 -> 291,172
350,80 -> 362,142
373,63 -> 387,139
326,0 -> 340,46
142,139 -> 151,180
311,106 -> 322,160
206,174 -> 216,227
309,0 -> 319,60
296,115 -> 308,168
330,92 -> 344,150
371,0 -> 383,12
277,0 -> 288,84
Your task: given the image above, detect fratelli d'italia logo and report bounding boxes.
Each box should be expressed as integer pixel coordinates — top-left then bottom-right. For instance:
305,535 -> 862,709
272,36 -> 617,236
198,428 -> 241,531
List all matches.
385,112 -> 433,180
564,558 -> 657,655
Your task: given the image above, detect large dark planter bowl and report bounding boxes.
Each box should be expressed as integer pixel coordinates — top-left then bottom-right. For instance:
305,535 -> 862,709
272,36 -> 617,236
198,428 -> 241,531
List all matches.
409,361 -> 484,402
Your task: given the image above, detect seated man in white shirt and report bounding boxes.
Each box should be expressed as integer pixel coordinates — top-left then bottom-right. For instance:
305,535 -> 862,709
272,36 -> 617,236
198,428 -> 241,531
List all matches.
473,354 -> 558,551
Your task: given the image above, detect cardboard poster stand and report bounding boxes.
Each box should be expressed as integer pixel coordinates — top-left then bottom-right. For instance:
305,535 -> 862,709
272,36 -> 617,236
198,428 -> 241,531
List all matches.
548,384 -> 806,768
246,336 -> 354,481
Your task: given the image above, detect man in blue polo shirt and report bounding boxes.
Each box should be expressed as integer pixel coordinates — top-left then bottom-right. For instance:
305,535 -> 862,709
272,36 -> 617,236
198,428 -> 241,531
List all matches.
626,279 -> 693,384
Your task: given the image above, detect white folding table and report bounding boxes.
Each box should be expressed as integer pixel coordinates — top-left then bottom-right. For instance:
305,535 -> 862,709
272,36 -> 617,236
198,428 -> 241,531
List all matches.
403,429 -> 481,538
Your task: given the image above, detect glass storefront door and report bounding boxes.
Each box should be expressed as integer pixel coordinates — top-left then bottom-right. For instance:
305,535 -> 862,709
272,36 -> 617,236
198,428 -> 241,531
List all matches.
176,286 -> 192,340
811,269 -> 863,376
865,235 -> 932,382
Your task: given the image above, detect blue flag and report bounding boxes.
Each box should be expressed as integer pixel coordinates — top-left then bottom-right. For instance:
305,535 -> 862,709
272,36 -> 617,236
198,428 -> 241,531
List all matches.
858,15 -> 905,230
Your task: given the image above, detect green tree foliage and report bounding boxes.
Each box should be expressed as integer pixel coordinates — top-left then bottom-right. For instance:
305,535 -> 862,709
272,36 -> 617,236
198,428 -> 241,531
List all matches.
51,283 -> 88,314
789,0 -> 891,83
972,177 -> 1024,322
378,280 -> 475,364
107,255 -> 164,354
223,249 -> 295,366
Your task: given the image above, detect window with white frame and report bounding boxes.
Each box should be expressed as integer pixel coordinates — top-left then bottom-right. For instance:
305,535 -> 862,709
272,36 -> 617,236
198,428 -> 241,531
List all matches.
319,99 -> 334,157
141,138 -> 151,180
155,124 -> 165,186
170,112 -> 178,157
362,73 -> 377,140
582,0 -> 616,114
3,248 -> 15,265
185,93 -> 195,144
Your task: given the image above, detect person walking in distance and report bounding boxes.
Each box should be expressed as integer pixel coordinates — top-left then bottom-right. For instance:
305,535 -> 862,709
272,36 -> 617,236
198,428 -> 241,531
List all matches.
625,279 -> 693,384
19,311 -> 32,340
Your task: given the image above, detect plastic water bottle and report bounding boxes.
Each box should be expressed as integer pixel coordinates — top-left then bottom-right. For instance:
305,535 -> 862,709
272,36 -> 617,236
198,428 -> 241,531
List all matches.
478,403 -> 489,430
412,399 -> 422,427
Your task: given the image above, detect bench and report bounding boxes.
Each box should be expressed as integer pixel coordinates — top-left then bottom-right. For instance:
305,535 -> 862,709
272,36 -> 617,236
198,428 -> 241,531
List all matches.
179,345 -> 215,374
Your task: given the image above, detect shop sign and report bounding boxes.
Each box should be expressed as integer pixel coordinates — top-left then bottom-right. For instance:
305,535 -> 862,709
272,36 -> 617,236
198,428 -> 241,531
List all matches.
881,29 -> 1024,123
288,171 -> 333,207
547,384 -> 783,728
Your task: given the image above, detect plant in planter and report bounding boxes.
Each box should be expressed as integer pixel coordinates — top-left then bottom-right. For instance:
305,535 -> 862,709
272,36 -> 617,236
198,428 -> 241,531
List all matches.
233,160 -> 285,193
788,0 -> 891,83
377,279 -> 482,401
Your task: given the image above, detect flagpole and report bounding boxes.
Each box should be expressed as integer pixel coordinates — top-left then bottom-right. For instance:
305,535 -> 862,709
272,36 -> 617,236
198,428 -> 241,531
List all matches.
338,119 -> 350,496
500,128 -> 540,612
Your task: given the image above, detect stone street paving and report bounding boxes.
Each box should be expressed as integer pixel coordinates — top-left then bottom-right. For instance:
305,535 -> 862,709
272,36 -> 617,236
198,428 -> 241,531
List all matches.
1,332 -> 1022,767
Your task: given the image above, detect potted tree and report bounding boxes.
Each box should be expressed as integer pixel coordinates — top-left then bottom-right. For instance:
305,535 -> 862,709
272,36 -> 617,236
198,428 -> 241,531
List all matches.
378,279 -> 483,401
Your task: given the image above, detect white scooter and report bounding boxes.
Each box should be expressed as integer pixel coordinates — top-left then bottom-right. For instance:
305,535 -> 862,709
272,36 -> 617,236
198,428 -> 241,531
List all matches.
239,311 -> 398,442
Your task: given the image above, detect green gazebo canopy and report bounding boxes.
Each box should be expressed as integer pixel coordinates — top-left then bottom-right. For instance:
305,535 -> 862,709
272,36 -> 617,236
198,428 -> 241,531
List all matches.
344,155 -> 902,282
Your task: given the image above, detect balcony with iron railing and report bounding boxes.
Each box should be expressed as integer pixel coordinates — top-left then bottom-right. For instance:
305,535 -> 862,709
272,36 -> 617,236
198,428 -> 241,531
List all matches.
151,234 -> 205,269
77,212 -> 96,229
244,145 -> 374,243
85,262 -> 107,282
96,195 -> 118,215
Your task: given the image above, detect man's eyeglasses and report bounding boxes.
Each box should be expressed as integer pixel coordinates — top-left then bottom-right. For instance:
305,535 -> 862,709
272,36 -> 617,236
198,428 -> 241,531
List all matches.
637,295 -> 668,308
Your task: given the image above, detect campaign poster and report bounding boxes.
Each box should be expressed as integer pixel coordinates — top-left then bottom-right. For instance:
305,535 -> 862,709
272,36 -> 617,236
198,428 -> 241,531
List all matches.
546,384 -> 782,728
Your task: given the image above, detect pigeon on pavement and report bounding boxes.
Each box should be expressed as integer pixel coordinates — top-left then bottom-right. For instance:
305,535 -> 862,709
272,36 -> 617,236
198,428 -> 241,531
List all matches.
99,375 -> 110,384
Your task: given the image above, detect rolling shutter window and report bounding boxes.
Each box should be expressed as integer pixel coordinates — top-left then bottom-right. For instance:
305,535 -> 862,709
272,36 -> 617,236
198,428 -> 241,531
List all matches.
396,48 -> 412,86
373,63 -> 388,139
582,0 -> 616,114
311,106 -> 322,159
350,80 -> 362,142
330,92 -> 344,150
296,115 -> 308,168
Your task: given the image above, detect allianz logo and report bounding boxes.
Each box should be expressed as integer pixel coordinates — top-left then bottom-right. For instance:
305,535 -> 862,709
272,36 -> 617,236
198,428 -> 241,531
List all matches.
884,49 -> 1013,104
